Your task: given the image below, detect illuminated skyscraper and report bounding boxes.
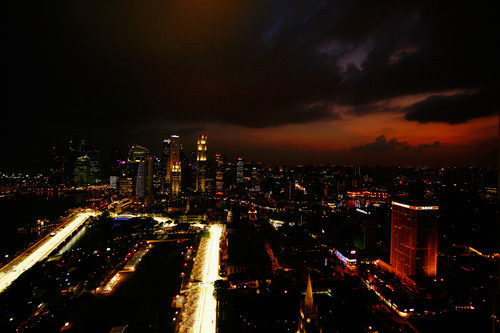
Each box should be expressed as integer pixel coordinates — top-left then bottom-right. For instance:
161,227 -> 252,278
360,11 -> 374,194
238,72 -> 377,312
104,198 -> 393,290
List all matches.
195,134 -> 207,193
390,201 -> 438,279
215,154 -> 224,193
169,135 -> 180,184
73,150 -> 101,186
171,161 -> 182,197
162,138 -> 171,182
236,157 -> 244,185
250,164 -> 261,192
135,160 -> 145,198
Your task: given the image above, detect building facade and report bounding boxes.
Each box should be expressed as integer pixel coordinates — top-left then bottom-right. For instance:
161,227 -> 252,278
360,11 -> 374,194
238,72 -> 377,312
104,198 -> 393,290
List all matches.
215,154 -> 224,193
195,134 -> 207,193
390,201 -> 439,279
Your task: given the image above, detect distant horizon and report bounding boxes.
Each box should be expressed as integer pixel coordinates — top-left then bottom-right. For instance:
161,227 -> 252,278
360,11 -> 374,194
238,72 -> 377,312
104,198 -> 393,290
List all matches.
2,1 -> 497,169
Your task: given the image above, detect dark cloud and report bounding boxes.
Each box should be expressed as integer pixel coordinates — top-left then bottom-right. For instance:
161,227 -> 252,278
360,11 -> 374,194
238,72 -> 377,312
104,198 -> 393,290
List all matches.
351,135 -> 441,152
404,89 -> 498,124
0,0 -> 496,168
3,1 -> 496,132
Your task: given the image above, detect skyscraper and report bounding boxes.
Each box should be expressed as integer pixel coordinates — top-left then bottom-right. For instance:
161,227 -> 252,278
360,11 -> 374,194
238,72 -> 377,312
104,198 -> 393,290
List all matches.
236,157 -> 244,185
162,138 -> 171,182
215,154 -> 224,193
390,201 -> 439,279
250,163 -> 261,192
73,150 -> 101,186
171,161 -> 182,197
49,145 -> 67,185
145,156 -> 154,204
195,134 -> 207,193
168,135 -> 180,185
135,160 -> 145,198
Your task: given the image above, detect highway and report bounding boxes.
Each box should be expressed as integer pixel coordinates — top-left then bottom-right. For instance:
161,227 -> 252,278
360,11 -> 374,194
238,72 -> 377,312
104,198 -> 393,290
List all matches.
0,210 -> 98,293
192,224 -> 223,333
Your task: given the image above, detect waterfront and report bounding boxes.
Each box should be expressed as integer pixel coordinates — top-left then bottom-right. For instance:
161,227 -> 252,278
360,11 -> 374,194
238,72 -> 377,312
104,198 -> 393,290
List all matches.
0,193 -> 89,263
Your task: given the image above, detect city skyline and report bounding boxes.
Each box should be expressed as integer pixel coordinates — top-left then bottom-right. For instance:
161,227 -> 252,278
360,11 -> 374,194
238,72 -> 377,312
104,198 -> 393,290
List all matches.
1,1 -> 497,169
0,1 -> 498,332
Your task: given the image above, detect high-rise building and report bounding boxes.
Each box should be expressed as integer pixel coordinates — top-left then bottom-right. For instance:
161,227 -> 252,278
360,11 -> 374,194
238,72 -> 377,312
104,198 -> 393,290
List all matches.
196,135 -> 207,193
250,164 -> 261,192
169,135 -> 181,185
135,160 -> 146,198
73,150 -> 101,186
145,156 -> 154,205
162,138 -> 171,182
152,155 -> 163,194
353,208 -> 379,251
171,161 -> 182,197
215,154 -> 224,193
390,201 -> 439,279
236,157 -> 244,185
73,155 -> 90,186
49,145 -> 67,185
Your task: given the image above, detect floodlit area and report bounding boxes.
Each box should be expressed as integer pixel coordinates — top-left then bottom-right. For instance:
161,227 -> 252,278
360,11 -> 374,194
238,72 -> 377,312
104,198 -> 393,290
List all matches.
179,224 -> 224,333
101,272 -> 122,294
0,211 -> 98,293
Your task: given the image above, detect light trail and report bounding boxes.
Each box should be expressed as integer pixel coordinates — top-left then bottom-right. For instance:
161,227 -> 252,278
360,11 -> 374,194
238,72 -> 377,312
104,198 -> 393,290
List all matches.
198,224 -> 223,333
183,224 -> 223,333
0,211 -> 98,293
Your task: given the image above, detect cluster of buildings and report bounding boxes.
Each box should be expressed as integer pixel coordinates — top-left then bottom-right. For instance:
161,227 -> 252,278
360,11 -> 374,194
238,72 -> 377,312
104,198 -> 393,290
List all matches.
49,139 -> 102,187
108,134 -> 267,205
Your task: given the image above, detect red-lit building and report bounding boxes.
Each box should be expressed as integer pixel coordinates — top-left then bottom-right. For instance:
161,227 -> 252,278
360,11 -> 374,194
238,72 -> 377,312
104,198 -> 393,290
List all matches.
390,201 -> 438,279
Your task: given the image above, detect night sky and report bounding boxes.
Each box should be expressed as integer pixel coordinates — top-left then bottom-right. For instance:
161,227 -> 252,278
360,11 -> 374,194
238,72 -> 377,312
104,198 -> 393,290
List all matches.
1,0 -> 498,169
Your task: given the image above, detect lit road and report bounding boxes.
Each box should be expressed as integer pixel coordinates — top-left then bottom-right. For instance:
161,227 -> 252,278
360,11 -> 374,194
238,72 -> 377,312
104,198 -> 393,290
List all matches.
0,210 -> 98,293
192,224 -> 223,333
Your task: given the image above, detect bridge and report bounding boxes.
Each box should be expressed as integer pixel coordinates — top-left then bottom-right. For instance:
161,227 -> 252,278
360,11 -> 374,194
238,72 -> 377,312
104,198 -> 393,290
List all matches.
0,210 -> 99,293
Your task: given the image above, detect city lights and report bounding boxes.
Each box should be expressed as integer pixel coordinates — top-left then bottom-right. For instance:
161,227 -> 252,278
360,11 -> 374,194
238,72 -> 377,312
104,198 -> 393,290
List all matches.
0,211 -> 98,293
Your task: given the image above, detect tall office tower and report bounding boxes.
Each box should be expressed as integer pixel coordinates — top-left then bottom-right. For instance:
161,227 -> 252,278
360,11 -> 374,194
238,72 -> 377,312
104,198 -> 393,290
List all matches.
196,134 -> 207,192
145,156 -> 154,205
353,208 -> 379,251
390,201 -> 439,279
250,164 -> 261,192
171,161 -> 182,197
162,138 -> 171,182
88,150 -> 101,184
49,145 -> 67,185
73,150 -> 101,186
152,155 -> 163,193
135,160 -> 145,198
73,155 -> 90,186
168,135 -> 180,184
215,154 -> 224,193
236,157 -> 244,184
